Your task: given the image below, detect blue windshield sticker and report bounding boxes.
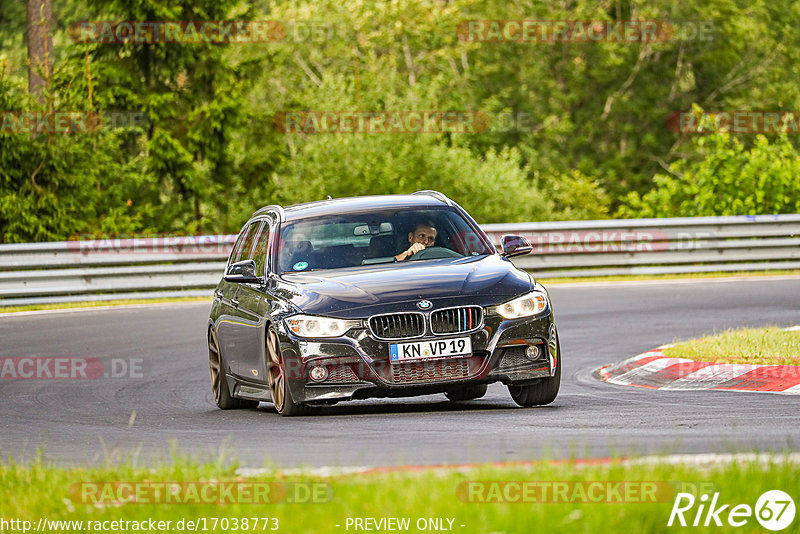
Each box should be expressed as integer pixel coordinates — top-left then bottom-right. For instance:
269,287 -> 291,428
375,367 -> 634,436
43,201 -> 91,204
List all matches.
293,261 -> 308,271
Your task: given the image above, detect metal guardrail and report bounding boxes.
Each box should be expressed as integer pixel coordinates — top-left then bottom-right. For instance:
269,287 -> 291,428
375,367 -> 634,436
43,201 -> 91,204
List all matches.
1,215 -> 799,306
0,236 -> 234,306
482,214 -> 800,277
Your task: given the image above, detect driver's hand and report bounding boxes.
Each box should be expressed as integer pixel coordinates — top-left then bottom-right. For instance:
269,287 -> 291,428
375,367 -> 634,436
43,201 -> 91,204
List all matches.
396,242 -> 426,261
408,242 -> 426,256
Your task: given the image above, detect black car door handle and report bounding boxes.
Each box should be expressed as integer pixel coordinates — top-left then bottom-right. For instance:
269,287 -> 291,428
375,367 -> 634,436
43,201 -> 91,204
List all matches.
231,298 -> 239,308
214,290 -> 223,300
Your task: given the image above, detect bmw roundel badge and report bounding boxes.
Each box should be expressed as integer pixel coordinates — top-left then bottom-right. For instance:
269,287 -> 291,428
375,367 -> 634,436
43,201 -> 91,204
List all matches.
416,300 -> 433,310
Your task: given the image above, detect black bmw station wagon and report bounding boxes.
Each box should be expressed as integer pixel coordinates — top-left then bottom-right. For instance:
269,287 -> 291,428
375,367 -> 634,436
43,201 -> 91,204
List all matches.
208,191 -> 560,416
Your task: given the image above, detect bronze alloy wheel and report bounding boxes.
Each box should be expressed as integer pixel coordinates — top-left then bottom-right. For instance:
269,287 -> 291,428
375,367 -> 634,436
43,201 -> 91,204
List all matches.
208,329 -> 223,405
208,328 -> 257,410
266,328 -> 305,416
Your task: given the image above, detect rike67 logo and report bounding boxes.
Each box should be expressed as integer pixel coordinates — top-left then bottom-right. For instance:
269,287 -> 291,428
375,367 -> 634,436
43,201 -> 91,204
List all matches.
668,490 -> 795,530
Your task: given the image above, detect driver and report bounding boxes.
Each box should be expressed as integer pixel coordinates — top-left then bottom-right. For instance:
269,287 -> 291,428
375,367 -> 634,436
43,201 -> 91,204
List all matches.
395,222 -> 437,261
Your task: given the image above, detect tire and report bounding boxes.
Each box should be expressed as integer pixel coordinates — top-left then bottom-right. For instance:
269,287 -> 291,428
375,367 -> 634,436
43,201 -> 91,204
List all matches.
508,342 -> 561,407
266,328 -> 306,416
444,383 -> 488,401
208,329 -> 259,410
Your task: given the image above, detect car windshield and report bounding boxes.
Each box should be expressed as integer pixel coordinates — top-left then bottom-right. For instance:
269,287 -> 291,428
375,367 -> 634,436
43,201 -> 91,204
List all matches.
277,208 -> 494,273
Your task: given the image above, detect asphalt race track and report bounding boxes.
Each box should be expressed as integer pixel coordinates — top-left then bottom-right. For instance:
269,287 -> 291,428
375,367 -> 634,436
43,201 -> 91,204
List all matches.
2,277 -> 799,468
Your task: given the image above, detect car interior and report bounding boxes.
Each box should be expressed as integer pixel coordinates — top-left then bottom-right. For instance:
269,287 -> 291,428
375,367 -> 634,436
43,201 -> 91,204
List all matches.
278,211 -> 487,272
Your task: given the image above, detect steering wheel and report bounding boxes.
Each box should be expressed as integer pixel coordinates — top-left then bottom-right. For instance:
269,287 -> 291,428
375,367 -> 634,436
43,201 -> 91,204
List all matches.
409,246 -> 463,260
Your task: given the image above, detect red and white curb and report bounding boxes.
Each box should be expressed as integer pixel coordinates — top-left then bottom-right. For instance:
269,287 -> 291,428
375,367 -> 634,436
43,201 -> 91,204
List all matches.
597,345 -> 800,395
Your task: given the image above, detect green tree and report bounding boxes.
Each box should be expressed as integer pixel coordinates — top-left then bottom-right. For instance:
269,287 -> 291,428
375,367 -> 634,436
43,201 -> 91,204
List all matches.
618,130 -> 800,217
82,0 -> 255,233
0,66 -> 150,242
270,133 -> 547,224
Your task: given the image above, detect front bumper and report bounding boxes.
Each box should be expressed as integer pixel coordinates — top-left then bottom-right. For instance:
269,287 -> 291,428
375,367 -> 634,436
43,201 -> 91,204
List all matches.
278,309 -> 559,403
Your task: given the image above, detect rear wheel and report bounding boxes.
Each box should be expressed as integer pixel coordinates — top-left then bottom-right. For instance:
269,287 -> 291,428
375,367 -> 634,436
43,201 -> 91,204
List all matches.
266,328 -> 306,416
508,342 -> 561,407
208,329 -> 258,410
444,383 -> 487,401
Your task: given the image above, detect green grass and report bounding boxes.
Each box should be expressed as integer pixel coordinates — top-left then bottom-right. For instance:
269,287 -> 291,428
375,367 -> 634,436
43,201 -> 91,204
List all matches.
663,327 -> 800,366
2,454 -> 799,533
0,296 -> 209,314
542,269 -> 800,284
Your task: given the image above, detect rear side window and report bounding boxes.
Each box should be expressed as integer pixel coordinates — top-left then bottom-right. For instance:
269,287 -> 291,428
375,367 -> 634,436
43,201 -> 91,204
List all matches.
230,221 -> 262,264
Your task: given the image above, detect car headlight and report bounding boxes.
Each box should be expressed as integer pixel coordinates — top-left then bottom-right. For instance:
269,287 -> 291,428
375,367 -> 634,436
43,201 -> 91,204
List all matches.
494,291 -> 549,319
285,315 -> 359,338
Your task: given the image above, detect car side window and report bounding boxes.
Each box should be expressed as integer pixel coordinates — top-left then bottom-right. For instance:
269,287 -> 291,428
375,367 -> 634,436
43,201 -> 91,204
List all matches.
228,226 -> 249,267
252,222 -> 272,277
231,221 -> 261,264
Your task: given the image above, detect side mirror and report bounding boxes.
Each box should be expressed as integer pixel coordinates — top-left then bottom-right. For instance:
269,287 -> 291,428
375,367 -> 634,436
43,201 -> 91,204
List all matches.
500,234 -> 533,258
224,260 -> 262,284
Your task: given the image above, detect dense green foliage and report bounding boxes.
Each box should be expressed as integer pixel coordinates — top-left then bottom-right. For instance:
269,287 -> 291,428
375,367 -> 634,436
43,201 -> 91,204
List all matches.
619,131 -> 800,217
1,0 -> 800,241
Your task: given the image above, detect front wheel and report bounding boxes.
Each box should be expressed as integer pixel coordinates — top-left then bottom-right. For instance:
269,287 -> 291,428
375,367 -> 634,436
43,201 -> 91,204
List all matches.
208,329 -> 258,410
508,347 -> 561,407
266,328 -> 306,416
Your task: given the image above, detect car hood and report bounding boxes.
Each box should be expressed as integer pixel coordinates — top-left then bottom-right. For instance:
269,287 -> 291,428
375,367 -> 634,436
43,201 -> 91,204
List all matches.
276,254 -> 531,315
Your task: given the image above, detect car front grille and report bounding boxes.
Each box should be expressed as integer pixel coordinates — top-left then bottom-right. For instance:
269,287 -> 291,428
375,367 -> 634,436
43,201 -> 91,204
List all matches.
391,358 -> 472,384
368,313 -> 425,340
430,306 -> 483,334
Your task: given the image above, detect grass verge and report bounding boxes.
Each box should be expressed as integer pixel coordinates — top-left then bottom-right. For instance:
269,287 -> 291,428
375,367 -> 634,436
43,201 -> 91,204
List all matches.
663,326 -> 800,366
1,455 -> 799,533
0,296 -> 209,314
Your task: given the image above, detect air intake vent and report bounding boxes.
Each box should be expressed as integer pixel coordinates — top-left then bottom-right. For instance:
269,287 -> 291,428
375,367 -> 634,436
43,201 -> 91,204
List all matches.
430,306 -> 483,335
499,346 -> 531,369
368,313 -> 425,340
391,358 -> 472,383
326,365 -> 359,383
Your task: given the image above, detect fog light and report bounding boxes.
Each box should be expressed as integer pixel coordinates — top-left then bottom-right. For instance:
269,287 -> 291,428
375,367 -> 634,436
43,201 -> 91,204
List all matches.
309,366 -> 328,382
525,345 -> 540,360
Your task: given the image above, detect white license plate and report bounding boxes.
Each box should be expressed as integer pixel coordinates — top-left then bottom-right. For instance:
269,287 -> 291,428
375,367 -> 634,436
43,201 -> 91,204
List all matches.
389,337 -> 472,362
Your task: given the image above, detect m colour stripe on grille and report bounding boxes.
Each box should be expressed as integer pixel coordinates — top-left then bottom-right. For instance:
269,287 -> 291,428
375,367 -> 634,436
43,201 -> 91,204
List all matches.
430,306 -> 481,334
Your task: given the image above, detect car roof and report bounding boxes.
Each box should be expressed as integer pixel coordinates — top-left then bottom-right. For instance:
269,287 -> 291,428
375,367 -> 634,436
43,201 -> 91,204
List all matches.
254,193 -> 454,223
